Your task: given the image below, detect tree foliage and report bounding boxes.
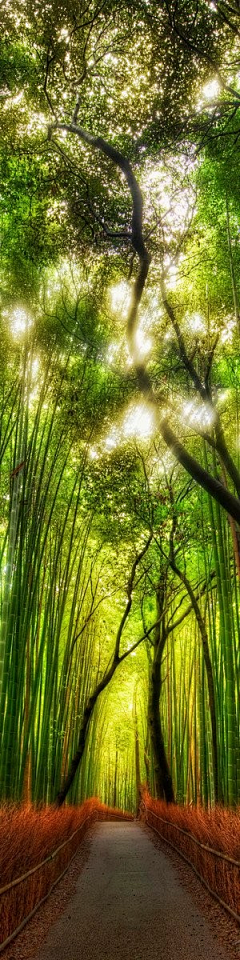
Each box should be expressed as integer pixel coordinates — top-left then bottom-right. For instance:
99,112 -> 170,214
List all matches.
0,0 -> 240,807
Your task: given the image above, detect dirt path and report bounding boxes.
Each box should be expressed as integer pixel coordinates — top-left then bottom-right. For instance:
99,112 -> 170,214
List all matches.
34,821 -> 231,960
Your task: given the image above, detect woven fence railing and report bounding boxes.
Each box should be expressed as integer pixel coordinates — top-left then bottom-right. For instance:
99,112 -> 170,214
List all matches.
141,800 -> 240,924
0,804 -> 132,952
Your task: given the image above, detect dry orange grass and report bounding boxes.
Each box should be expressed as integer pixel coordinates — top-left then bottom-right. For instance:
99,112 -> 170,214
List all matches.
142,790 -> 240,918
0,798 -> 132,948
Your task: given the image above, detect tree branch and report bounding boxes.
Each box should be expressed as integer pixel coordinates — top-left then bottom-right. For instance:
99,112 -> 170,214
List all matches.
161,418 -> 240,523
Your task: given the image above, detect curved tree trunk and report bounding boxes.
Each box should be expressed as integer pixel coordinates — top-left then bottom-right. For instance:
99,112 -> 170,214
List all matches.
51,118 -> 240,526
148,654 -> 175,803
55,665 -> 117,806
148,577 -> 175,804
55,536 -> 152,805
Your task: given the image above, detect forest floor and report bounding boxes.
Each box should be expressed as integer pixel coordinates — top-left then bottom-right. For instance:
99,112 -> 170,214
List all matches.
5,819 -> 239,960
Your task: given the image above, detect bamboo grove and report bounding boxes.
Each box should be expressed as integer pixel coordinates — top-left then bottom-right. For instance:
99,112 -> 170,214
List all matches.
0,0 -> 240,811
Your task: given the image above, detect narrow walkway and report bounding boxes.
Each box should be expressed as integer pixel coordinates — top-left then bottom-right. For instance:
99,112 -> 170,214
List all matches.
35,821 -> 230,960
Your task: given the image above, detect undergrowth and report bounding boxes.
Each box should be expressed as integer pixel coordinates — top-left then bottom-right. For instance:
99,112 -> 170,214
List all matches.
0,798 -> 132,947
142,790 -> 240,917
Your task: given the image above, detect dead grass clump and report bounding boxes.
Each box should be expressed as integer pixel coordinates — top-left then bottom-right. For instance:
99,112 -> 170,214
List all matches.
142,790 -> 240,918
0,799 -> 132,948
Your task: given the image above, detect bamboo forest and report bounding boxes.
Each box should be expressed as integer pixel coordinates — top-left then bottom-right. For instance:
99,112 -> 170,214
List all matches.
1,0 -> 240,829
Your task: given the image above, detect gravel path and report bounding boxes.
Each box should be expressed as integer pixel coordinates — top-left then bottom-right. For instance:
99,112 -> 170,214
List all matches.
33,821 -> 231,960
